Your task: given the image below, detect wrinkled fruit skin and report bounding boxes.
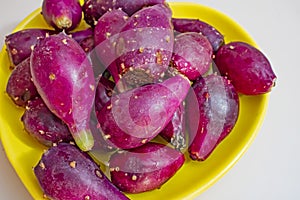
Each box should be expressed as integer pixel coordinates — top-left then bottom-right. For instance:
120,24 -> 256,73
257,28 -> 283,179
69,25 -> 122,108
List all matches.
30,33 -> 96,151
214,41 -> 277,95
34,143 -> 129,200
97,75 -> 190,149
172,32 -> 213,80
186,74 -> 239,161
42,0 -> 82,31
109,142 -> 185,193
5,29 -> 56,66
21,98 -> 73,146
6,57 -> 38,107
172,18 -> 224,52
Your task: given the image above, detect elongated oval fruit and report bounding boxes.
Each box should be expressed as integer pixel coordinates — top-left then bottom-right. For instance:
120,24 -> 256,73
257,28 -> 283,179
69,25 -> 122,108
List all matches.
115,4 -> 174,91
186,74 -> 239,161
94,9 -> 128,83
214,41 -> 277,95
82,0 -> 165,27
171,32 -> 213,80
42,0 -> 82,31
30,33 -> 96,151
109,142 -> 185,193
21,98 -> 73,146
34,143 -> 129,200
5,29 -> 56,67
172,18 -> 224,52
97,75 -> 190,149
6,57 -> 38,107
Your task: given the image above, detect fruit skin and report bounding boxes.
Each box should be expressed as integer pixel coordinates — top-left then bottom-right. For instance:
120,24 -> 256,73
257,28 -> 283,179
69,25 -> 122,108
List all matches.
34,143 -> 129,200
171,32 -> 213,81
115,4 -> 174,91
30,33 -> 96,151
6,57 -> 38,107
109,142 -> 185,193
5,29 -> 56,67
82,0 -> 165,27
94,9 -> 128,84
214,41 -> 277,95
186,74 -> 239,161
97,75 -> 191,150
42,0 -> 82,31
159,102 -> 186,151
172,18 -> 224,52
95,76 -> 116,114
21,98 -> 73,146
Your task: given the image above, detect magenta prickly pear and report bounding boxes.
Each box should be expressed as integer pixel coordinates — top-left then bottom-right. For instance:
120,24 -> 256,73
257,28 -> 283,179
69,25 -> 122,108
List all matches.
214,41 -> 277,95
34,143 -> 129,200
5,29 -> 56,67
21,98 -> 73,146
172,18 -> 224,52
115,4 -> 174,91
171,32 -> 213,80
30,33 -> 96,151
6,57 -> 38,107
109,142 -> 185,193
94,9 -> 128,83
42,0 -> 82,31
97,75 -> 190,149
186,74 -> 239,161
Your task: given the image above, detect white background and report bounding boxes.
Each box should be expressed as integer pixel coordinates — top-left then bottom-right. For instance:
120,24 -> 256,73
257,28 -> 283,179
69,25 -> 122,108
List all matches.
0,0 -> 299,199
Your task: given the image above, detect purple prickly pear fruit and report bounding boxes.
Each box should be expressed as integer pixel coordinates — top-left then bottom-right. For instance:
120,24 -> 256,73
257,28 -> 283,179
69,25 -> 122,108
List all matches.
214,41 -> 277,95
5,29 -> 56,67
30,33 -> 96,151
186,74 -> 239,161
109,142 -> 185,193
21,97 -> 73,146
34,143 -> 129,200
6,57 -> 38,107
97,75 -> 190,149
172,18 -> 224,52
42,0 -> 82,31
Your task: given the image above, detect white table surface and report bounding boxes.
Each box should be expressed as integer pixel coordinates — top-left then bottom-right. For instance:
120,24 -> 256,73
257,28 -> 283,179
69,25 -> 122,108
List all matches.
0,0 -> 299,199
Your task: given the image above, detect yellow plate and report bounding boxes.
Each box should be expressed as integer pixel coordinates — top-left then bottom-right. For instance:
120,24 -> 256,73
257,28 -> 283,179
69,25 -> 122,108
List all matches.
0,2 -> 269,200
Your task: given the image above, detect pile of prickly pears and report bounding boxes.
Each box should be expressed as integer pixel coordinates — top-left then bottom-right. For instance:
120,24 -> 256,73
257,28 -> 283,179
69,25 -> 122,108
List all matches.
3,0 -> 277,199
